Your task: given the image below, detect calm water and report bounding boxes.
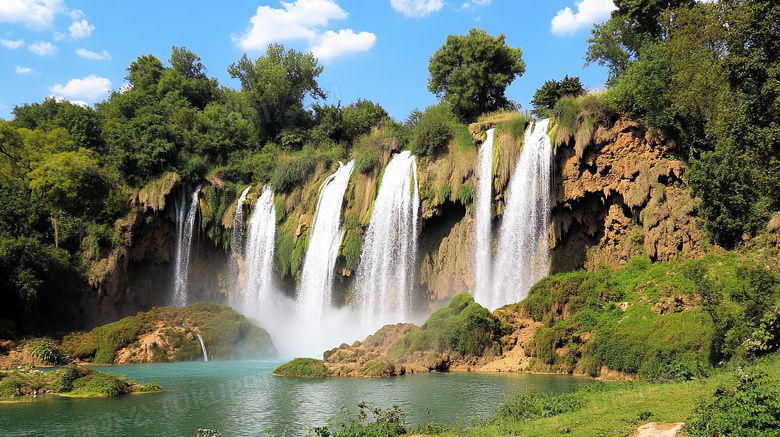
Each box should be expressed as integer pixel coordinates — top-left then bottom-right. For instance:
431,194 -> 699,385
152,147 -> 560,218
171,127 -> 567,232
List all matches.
0,360 -> 589,436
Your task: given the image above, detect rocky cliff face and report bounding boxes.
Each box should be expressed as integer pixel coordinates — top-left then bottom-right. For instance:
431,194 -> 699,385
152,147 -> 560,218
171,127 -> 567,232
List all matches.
551,118 -> 702,272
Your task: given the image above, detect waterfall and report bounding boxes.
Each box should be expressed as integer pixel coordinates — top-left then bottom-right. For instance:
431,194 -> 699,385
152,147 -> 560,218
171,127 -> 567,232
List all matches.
195,331 -> 208,362
172,184 -> 202,308
489,119 -> 553,310
229,186 -> 252,293
297,161 -> 355,319
354,150 -> 419,328
474,128 -> 495,306
244,186 -> 276,312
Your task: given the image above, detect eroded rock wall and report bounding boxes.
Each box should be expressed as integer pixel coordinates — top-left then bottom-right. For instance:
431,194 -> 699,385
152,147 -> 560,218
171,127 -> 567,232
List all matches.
552,118 -> 702,271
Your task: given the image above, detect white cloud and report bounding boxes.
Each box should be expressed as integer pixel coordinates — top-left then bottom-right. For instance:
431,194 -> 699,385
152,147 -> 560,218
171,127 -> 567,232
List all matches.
69,100 -> 89,108
0,0 -> 66,30
312,29 -> 376,61
1,38 -> 25,49
234,0 -> 376,61
391,0 -> 444,18
49,74 -> 111,101
235,0 -> 348,50
29,40 -> 57,56
76,48 -> 111,60
15,65 -> 34,74
551,0 -> 616,36
68,19 -> 93,39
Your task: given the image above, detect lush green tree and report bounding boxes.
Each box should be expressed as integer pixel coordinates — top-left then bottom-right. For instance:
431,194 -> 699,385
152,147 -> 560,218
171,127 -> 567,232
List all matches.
531,75 -> 585,118
194,102 -> 252,165
11,99 -> 103,151
126,54 -> 165,95
228,44 -> 325,143
428,28 -> 525,122
311,99 -> 389,146
162,46 -> 218,109
586,0 -> 695,81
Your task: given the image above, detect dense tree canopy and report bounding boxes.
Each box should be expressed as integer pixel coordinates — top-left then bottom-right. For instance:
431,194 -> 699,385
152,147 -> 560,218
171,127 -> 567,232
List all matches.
428,28 -> 525,122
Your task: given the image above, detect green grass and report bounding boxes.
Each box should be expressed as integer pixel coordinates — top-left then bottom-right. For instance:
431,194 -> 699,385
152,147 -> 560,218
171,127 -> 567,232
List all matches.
514,252 -> 779,379
0,365 -> 161,398
274,358 -> 329,377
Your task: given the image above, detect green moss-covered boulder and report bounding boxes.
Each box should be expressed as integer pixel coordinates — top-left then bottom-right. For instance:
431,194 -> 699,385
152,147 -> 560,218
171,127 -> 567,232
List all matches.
274,358 -> 329,377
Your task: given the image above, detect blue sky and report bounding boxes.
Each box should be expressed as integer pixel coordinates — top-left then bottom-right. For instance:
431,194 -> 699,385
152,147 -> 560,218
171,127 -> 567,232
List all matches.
0,0 -> 617,122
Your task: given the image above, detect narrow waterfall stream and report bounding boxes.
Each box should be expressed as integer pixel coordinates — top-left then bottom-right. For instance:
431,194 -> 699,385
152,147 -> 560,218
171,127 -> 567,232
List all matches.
474,128 -> 495,306
489,119 -> 553,309
297,161 -> 355,319
354,150 -> 420,328
195,331 -> 208,362
243,186 -> 276,313
229,186 -> 252,293
172,184 -> 202,308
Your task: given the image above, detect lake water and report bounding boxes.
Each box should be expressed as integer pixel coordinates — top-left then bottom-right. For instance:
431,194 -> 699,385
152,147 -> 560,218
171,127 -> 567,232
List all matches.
0,360 -> 590,436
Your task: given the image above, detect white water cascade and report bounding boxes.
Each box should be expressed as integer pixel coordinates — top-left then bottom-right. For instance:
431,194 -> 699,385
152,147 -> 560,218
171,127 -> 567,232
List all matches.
229,186 -> 252,292
474,128 -> 495,305
172,184 -> 202,308
354,151 -> 420,329
489,119 -> 553,310
243,186 -> 276,313
195,331 -> 208,362
297,161 -> 355,319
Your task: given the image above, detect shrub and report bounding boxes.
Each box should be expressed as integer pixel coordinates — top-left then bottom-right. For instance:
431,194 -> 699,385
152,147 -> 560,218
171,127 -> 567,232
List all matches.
30,339 -> 68,365
687,367 -> 780,436
311,402 -> 406,437
269,155 -> 316,193
408,104 -> 457,156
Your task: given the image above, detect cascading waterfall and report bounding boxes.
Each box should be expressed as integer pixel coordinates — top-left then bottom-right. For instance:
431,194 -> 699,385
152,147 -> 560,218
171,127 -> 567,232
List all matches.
229,186 -> 252,292
354,151 -> 420,328
172,184 -> 202,308
195,330 -> 208,362
474,128 -> 495,306
489,119 -> 553,310
243,186 -> 276,312
297,161 -> 355,319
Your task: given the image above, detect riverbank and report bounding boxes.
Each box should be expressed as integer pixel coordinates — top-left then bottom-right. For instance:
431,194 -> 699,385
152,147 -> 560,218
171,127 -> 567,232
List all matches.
0,365 -> 161,398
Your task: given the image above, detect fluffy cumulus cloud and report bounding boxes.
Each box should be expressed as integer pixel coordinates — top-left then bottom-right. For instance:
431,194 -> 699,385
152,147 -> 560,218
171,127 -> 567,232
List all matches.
391,0 -> 444,17
29,40 -> 57,56
234,0 -> 376,61
311,29 -> 376,61
49,74 -> 111,101
68,19 -> 93,38
15,65 -> 34,74
235,0 -> 347,50
1,38 -> 25,49
0,0 -> 66,30
551,0 -> 616,36
76,48 -> 110,60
